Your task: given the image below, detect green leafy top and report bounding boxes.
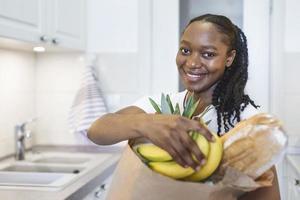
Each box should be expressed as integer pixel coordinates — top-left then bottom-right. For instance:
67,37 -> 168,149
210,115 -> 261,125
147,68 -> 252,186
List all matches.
149,93 -> 200,119
149,93 -> 213,139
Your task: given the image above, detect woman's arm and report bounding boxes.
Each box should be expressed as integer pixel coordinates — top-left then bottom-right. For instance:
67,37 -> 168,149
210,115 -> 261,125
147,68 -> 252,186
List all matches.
87,106 -> 147,145
238,166 -> 281,200
87,106 -> 213,170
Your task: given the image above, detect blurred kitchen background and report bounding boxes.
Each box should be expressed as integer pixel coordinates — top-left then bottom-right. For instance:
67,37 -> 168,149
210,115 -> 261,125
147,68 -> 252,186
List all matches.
0,0 -> 299,199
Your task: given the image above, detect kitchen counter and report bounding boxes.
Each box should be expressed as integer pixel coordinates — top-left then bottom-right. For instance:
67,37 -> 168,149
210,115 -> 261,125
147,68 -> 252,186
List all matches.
0,145 -> 124,200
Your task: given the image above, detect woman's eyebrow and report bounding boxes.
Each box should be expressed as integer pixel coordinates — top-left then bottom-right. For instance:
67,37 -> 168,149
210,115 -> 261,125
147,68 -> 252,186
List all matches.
180,40 -> 218,51
180,40 -> 191,45
201,45 -> 217,50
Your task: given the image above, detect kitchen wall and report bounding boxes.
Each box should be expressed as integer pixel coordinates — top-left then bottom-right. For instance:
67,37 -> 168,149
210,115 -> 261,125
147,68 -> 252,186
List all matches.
0,49 -> 35,157
34,53 -> 84,145
270,0 -> 300,139
34,52 -> 141,145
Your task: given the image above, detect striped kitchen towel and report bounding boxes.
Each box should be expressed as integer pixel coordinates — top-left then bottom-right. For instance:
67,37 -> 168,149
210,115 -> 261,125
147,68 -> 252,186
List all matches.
68,61 -> 108,144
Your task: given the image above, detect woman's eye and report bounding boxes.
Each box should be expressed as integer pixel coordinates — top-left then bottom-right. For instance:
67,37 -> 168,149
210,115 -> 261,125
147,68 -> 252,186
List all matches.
180,48 -> 190,55
202,52 -> 215,58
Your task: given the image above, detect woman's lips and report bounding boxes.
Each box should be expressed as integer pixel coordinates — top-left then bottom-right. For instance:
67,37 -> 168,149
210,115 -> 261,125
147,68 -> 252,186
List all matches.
184,70 -> 207,82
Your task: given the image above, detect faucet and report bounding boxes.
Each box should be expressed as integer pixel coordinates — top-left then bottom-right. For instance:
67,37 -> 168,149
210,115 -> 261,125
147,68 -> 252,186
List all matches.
15,119 -> 35,160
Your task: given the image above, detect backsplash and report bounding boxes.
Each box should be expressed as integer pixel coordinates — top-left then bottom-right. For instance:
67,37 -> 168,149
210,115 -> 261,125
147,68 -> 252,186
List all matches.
0,49 -> 35,158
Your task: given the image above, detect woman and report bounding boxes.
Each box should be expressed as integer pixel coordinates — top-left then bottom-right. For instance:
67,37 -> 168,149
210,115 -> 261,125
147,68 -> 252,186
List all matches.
88,14 -> 280,199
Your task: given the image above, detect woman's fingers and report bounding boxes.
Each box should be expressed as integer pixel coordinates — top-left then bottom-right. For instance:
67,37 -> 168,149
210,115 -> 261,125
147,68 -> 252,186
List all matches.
163,145 -> 189,168
180,133 -> 206,166
183,117 -> 214,142
170,136 -> 200,170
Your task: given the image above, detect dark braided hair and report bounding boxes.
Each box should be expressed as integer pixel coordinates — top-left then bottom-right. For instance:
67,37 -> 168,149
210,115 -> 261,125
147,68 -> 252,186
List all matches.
187,14 -> 259,135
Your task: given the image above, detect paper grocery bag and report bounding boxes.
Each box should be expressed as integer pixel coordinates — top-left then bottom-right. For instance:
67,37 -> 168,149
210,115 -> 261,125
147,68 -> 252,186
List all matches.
106,143 -> 272,200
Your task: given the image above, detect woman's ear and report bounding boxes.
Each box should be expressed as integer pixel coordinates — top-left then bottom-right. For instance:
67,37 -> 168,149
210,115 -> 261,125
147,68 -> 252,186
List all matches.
226,50 -> 236,68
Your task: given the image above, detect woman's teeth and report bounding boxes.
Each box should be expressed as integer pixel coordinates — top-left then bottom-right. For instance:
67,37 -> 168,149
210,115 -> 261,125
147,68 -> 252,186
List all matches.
187,73 -> 201,78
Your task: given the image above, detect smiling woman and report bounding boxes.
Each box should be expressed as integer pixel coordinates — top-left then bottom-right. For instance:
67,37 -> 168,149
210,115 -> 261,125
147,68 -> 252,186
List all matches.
176,14 -> 259,135
87,14 -> 279,200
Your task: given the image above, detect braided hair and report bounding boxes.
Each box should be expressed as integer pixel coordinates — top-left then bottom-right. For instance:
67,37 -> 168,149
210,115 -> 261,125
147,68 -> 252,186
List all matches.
187,14 -> 259,135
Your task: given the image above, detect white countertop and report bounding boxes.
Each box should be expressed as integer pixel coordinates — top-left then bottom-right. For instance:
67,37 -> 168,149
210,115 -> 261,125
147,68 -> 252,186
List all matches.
0,145 -> 124,200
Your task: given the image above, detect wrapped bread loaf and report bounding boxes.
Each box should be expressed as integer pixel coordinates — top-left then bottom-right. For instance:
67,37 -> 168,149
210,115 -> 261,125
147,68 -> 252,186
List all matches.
217,113 -> 287,180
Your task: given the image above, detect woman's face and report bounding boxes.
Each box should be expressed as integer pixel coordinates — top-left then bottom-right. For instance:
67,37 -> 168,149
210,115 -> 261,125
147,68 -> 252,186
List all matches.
176,21 -> 236,95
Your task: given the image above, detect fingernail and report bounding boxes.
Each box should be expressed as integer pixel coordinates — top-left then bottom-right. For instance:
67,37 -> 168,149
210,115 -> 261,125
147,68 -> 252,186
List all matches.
184,165 -> 189,168
196,166 -> 201,171
201,159 -> 206,166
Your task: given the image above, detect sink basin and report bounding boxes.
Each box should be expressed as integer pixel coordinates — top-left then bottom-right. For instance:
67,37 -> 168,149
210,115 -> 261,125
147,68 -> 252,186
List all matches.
0,147 -> 116,189
0,172 -> 76,187
1,164 -> 84,174
33,156 -> 90,164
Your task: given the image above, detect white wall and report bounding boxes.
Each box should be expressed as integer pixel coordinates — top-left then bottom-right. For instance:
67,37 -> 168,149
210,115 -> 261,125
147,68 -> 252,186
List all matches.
86,0 -> 138,53
243,0 -> 271,112
151,0 -> 179,94
270,0 -> 300,137
0,49 -> 35,157
281,0 -> 300,137
34,53 -> 84,145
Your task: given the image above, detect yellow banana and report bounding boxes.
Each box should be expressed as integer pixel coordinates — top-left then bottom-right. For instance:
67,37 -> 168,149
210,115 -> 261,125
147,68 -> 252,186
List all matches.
137,134 -> 210,162
148,161 -> 195,179
194,134 -> 210,158
137,134 -> 211,179
184,133 -> 223,181
137,144 -> 172,162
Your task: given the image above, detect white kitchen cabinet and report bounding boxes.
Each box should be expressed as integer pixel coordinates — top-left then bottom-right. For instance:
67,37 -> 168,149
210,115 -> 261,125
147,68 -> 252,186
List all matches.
284,157 -> 300,200
82,175 -> 113,200
0,0 -> 45,42
46,0 -> 86,50
0,0 -> 85,50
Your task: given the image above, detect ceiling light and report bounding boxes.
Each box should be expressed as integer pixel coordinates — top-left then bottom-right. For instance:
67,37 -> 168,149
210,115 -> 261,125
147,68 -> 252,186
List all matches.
33,46 -> 45,52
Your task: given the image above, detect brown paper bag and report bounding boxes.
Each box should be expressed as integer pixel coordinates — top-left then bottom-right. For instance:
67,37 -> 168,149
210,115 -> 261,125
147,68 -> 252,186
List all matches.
106,143 -> 273,200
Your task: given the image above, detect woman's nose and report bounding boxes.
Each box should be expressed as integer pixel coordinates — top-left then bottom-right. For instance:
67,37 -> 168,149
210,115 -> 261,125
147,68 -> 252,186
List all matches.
186,53 -> 201,68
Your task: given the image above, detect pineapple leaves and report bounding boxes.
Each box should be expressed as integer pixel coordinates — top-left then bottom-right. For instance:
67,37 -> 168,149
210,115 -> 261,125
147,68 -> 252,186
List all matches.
149,93 -> 175,115
166,95 -> 174,114
173,103 -> 181,115
148,93 -> 202,119
149,98 -> 162,114
182,94 -> 200,119
161,94 -> 172,114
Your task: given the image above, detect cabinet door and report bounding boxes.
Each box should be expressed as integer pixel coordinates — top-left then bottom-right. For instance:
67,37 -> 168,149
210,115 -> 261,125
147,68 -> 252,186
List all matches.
47,0 -> 86,50
286,162 -> 300,200
0,0 -> 46,43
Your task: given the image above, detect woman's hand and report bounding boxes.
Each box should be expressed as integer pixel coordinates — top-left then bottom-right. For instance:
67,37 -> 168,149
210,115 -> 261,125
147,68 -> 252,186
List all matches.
138,114 -> 214,170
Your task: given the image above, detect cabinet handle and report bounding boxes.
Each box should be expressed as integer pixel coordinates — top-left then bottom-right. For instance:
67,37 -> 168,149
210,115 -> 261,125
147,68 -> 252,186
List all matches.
40,35 -> 49,42
52,38 -> 60,45
295,179 -> 300,186
100,183 -> 107,190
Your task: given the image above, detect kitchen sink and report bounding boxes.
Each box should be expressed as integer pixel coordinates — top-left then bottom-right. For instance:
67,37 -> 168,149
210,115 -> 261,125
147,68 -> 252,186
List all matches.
1,164 -> 84,174
0,146 -> 117,190
32,156 -> 90,164
0,172 -> 76,187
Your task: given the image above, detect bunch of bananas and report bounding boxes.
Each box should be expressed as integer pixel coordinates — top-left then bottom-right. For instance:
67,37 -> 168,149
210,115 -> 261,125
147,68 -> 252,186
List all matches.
134,94 -> 223,182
